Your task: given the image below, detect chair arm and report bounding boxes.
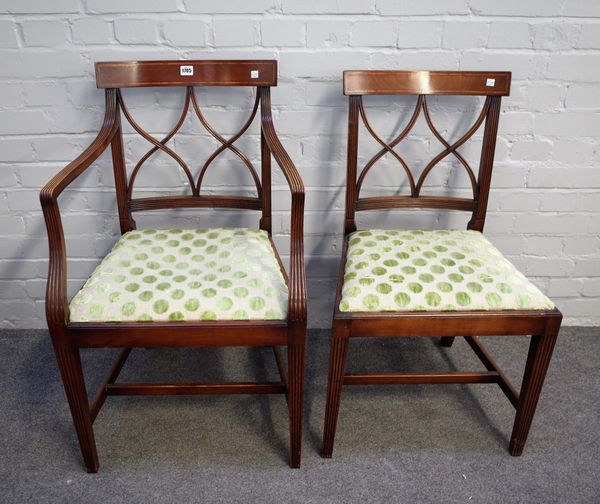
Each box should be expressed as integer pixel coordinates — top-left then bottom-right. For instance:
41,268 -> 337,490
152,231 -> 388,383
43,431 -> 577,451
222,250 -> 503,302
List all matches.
260,96 -> 307,324
39,89 -> 119,328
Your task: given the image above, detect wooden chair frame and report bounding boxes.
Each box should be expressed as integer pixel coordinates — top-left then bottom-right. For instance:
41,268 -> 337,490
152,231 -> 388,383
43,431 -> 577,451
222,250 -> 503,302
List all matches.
39,60 -> 307,471
321,70 -> 562,458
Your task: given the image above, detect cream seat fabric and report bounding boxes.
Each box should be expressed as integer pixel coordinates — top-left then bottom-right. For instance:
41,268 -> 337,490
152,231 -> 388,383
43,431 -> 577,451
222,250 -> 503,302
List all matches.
339,229 -> 554,313
69,228 -> 288,322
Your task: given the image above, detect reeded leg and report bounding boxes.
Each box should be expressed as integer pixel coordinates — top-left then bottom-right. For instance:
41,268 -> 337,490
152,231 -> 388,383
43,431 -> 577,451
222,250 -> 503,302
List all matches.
321,322 -> 350,458
288,339 -> 306,468
509,322 -> 560,456
440,336 -> 455,347
53,344 -> 99,472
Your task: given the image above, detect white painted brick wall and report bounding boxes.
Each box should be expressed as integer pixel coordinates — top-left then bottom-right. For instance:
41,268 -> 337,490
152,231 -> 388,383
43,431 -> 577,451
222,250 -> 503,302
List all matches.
163,20 -> 208,47
0,0 -> 599,329
114,19 -> 158,45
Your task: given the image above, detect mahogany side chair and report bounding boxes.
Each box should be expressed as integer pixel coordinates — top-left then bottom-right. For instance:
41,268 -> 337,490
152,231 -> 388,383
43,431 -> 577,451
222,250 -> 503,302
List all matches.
321,70 -> 562,458
39,60 -> 307,471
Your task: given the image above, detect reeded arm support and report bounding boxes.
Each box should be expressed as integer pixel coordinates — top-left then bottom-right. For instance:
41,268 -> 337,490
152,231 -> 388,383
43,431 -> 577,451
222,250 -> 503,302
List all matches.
259,87 -> 307,323
39,89 -> 119,327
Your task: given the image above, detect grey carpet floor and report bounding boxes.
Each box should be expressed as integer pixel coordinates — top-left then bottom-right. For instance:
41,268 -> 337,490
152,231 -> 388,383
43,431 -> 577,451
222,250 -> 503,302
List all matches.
1,327 -> 598,503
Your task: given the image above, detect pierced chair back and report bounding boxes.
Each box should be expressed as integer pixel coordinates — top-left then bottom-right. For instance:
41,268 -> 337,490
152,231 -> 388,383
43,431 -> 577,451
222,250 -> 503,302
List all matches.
342,70 -> 511,234
95,60 -> 279,233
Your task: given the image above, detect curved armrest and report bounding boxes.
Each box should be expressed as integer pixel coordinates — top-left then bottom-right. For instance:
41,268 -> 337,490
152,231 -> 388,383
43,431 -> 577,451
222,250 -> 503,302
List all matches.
39,89 -> 119,328
260,88 -> 307,324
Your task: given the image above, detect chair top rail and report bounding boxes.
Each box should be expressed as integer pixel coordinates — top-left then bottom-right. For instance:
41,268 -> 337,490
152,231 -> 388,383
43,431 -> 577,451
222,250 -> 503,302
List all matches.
96,60 -> 277,88
344,70 -> 511,96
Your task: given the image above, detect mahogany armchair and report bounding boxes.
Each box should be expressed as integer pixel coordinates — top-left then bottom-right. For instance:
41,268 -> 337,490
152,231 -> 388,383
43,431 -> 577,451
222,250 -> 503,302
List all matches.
39,60 -> 307,471
321,70 -> 562,457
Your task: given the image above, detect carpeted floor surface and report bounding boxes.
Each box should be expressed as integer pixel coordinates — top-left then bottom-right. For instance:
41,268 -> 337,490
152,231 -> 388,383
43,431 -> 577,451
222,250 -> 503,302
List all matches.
1,327 -> 598,503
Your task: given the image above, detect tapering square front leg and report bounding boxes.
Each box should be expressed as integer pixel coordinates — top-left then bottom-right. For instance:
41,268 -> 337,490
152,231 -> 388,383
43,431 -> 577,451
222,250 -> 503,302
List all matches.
321,321 -> 350,458
288,339 -> 306,468
52,344 -> 99,472
509,321 -> 560,456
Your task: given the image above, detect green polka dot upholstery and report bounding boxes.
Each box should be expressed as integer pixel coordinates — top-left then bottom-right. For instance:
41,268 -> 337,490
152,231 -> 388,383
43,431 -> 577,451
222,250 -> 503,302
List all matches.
339,229 -> 554,313
70,228 -> 288,322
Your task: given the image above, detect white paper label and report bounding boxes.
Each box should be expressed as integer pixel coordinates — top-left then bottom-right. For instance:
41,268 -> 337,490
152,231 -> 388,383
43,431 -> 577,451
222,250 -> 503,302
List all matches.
250,70 -> 259,79
486,78 -> 495,87
180,65 -> 194,76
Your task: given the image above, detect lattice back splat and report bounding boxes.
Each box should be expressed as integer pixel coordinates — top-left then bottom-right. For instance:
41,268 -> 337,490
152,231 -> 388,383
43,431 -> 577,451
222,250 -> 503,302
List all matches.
342,70 -> 511,233
95,60 -> 280,233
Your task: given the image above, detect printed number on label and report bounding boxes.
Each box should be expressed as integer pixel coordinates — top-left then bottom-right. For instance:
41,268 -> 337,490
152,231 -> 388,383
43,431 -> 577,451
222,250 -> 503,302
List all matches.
251,70 -> 259,79
486,78 -> 495,87
180,65 -> 194,76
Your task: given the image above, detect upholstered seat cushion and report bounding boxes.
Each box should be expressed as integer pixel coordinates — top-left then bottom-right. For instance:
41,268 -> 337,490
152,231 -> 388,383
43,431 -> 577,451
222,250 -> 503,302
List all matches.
339,229 -> 554,313
69,228 -> 288,322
